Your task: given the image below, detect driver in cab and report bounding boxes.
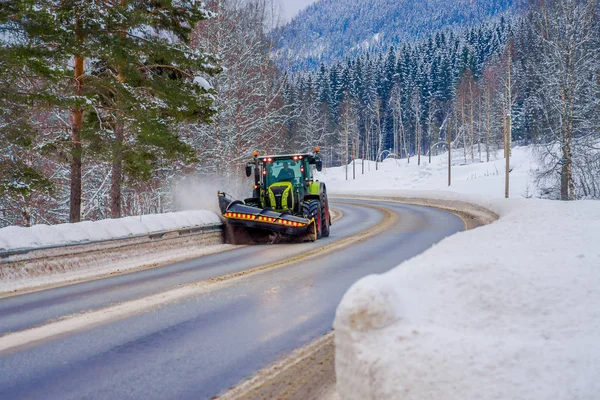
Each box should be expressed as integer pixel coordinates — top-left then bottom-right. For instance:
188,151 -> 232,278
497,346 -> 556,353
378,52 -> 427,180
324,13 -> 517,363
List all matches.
277,162 -> 295,182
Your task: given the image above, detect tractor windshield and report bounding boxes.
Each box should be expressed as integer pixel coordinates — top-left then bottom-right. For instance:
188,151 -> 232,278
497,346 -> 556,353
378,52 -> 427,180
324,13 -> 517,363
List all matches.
266,159 -> 302,186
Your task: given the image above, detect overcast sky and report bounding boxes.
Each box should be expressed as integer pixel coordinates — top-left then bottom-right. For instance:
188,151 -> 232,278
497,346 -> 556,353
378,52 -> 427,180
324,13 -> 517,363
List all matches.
279,0 -> 318,22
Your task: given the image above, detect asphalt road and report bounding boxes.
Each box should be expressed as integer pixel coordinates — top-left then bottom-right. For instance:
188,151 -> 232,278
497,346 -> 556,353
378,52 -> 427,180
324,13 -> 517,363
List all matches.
0,199 -> 464,400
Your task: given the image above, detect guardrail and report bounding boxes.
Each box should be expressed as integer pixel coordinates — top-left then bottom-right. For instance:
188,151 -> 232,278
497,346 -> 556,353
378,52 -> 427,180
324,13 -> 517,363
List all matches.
1,221 -> 228,293
0,222 -> 224,261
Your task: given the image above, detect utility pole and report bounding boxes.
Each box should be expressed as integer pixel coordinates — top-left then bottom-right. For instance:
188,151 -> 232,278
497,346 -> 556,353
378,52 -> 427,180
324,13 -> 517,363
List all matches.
345,136 -> 348,181
361,149 -> 364,175
429,140 -> 432,164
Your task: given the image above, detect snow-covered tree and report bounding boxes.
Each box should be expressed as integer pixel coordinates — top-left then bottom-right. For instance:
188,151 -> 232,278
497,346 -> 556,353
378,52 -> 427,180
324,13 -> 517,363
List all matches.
522,0 -> 599,199
190,0 -> 288,180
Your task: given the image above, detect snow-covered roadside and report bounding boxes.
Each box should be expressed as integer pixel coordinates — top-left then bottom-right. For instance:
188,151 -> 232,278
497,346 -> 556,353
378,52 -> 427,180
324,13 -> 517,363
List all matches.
323,147 -> 600,399
334,197 -> 600,399
0,211 -> 232,294
0,210 -> 221,252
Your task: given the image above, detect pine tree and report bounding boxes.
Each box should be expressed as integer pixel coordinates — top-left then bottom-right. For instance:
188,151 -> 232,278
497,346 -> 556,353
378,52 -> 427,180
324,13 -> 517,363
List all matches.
2,1 -> 219,221
88,0 -> 219,218
1,1 -> 78,223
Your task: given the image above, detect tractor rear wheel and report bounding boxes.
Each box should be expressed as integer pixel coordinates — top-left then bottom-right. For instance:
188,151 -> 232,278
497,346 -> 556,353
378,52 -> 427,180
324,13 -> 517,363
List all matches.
321,198 -> 330,238
302,199 -> 322,240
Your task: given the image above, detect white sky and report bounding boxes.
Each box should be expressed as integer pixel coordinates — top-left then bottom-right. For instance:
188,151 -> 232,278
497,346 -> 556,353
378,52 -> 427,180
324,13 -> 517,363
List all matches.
279,0 -> 318,22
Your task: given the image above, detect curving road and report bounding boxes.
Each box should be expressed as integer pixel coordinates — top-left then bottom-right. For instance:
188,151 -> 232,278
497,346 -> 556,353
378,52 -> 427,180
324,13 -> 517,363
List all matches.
0,199 -> 464,400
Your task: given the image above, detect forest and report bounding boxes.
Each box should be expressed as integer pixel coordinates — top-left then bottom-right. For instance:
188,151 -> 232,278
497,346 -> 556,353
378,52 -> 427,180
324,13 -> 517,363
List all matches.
0,0 -> 598,228
272,0 -> 525,70
284,0 -> 599,201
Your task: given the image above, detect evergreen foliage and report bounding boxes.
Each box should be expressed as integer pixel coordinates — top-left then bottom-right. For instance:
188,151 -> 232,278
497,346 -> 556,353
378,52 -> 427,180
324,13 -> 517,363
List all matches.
281,0 -> 599,200
284,19 -> 512,163
0,0 -> 219,224
272,0 -> 526,71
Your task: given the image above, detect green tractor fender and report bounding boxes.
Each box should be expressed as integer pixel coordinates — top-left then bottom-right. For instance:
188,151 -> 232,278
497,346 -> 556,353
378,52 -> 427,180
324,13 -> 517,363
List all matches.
304,181 -> 330,214
305,181 -> 323,199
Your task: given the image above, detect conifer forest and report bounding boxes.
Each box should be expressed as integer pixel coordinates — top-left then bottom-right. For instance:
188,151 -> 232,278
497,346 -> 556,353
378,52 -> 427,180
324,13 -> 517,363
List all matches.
1,0 -> 598,227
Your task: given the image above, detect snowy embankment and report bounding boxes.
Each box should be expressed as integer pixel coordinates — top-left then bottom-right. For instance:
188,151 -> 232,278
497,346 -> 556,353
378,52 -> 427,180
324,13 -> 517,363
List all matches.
0,211 -> 231,294
0,210 -> 220,251
320,147 -> 600,399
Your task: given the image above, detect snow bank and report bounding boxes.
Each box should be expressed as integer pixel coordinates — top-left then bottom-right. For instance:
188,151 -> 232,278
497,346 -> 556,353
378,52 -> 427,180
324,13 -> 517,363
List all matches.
334,198 -> 600,399
0,211 -> 221,252
330,147 -> 600,399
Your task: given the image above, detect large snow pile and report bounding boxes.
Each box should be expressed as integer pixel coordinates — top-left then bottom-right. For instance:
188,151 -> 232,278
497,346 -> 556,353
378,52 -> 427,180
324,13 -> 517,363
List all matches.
334,199 -> 600,399
0,210 -> 221,252
326,146 -> 600,399
317,146 -> 538,199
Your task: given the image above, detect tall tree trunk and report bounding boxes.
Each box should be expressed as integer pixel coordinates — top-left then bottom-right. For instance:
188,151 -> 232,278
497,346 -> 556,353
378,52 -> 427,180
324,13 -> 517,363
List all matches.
485,83 -> 491,162
567,115 -> 574,201
414,100 -> 421,166
461,95 -> 467,163
561,88 -> 575,200
502,101 -> 507,159
345,123 -> 349,181
448,114 -> 452,187
21,198 -> 31,227
70,53 -> 84,223
476,89 -> 481,161
561,43 -> 575,201
469,80 -> 475,162
401,108 -> 409,164
505,49 -> 512,199
111,14 -> 127,218
111,120 -> 124,218
417,122 -> 421,165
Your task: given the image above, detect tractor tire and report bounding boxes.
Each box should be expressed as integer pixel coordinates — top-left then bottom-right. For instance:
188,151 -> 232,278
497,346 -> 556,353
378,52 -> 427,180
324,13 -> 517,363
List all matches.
321,198 -> 330,238
302,199 -> 322,240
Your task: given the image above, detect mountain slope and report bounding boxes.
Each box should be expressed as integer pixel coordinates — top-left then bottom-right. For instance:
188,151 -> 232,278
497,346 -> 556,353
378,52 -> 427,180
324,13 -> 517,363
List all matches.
273,0 -> 524,70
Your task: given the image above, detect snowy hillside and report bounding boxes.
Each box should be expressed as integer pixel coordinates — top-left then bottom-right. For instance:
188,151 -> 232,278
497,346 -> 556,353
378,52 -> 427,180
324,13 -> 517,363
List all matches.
272,0 -> 525,70
317,145 -> 539,199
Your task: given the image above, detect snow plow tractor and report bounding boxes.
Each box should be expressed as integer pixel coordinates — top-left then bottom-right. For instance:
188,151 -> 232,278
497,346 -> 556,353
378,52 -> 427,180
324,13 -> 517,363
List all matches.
218,148 -> 331,244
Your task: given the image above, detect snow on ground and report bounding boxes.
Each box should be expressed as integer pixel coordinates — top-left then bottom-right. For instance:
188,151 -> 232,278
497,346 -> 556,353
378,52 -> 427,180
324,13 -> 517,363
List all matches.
0,210 -> 233,294
0,210 -> 221,252
317,145 -> 537,200
0,242 -> 236,294
324,146 -> 600,399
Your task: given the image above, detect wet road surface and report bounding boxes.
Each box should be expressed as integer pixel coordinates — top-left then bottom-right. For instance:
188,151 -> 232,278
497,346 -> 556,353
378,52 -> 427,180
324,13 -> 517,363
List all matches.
0,199 -> 464,399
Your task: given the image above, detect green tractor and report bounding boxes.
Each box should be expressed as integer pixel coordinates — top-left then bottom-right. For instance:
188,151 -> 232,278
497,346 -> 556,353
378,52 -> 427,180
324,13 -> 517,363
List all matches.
218,148 -> 331,243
